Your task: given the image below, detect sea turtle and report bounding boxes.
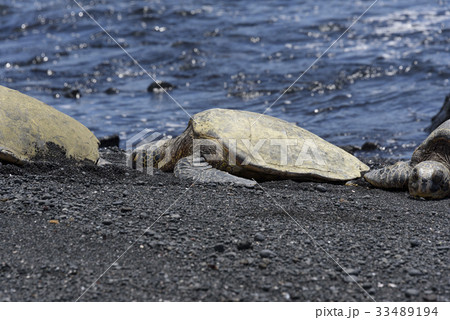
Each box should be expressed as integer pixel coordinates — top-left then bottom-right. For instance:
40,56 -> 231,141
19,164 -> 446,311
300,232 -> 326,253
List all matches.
131,108 -> 369,186
364,120 -> 450,199
0,85 -> 99,165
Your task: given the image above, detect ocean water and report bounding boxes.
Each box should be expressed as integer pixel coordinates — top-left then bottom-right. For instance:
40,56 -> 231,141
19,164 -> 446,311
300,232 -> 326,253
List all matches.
1,0 -> 449,158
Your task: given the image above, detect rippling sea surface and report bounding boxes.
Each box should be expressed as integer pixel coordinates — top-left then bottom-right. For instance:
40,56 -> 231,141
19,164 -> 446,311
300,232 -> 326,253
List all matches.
1,0 -> 449,158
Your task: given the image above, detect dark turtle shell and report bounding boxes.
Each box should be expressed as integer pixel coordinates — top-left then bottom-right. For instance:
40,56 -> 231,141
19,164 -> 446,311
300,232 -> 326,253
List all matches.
412,119 -> 450,167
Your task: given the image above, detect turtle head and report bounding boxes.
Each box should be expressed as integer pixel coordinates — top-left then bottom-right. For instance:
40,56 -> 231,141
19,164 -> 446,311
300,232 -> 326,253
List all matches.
408,161 -> 450,199
130,137 -> 173,170
146,140 -> 168,167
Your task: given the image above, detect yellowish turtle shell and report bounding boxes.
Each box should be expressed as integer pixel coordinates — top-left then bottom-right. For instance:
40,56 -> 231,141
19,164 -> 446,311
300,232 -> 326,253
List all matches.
0,85 -> 99,164
191,108 -> 369,181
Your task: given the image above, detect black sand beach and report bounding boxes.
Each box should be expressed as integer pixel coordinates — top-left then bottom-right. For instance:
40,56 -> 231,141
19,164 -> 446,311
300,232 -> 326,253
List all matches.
0,148 -> 448,302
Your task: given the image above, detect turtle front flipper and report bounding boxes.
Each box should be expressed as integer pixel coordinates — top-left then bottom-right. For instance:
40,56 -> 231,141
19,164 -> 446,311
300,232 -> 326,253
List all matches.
174,156 -> 256,187
364,161 -> 412,189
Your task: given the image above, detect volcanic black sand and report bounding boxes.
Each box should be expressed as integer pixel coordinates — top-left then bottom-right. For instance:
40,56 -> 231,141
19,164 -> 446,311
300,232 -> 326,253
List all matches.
0,148 -> 448,302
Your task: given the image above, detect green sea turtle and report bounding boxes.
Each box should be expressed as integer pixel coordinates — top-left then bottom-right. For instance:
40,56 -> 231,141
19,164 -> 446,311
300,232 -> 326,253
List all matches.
131,108 -> 369,186
0,85 -> 99,165
364,120 -> 450,199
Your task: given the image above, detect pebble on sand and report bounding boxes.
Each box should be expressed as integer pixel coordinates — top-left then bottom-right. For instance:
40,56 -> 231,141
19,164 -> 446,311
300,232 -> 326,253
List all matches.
254,233 -> 265,242
260,249 -> 276,258
214,244 -> 225,253
236,240 -> 252,250
405,288 -> 420,297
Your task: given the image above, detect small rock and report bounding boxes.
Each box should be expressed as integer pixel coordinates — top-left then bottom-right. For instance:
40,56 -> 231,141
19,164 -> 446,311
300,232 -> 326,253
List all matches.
339,145 -> 360,154
361,283 -> 372,289
343,275 -> 359,283
111,262 -> 121,270
344,268 -> 361,276
67,264 -> 78,275
64,89 -> 81,99
237,240 -> 252,250
120,207 -> 133,213
407,268 -> 423,276
102,219 -> 113,225
224,251 -> 237,259
261,284 -> 271,291
315,185 -> 327,192
193,284 -> 209,291
388,283 -> 397,288
207,263 -> 218,270
260,249 -> 276,258
105,87 -> 119,95
112,201 -> 124,206
410,239 -> 421,247
345,181 -> 358,187
367,288 -> 376,295
254,233 -> 265,242
147,81 -> 176,92
259,258 -> 272,269
240,258 -> 254,265
405,288 -> 420,297
361,141 -> 379,151
214,244 -> 225,253
423,294 -> 437,302
99,134 -> 120,148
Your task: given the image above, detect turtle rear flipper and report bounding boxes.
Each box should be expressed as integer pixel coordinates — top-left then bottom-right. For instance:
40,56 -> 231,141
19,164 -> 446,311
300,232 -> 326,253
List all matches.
174,156 -> 256,187
364,161 -> 412,189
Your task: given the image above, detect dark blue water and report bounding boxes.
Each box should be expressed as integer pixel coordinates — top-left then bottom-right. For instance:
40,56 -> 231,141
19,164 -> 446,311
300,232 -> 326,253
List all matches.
1,0 -> 449,158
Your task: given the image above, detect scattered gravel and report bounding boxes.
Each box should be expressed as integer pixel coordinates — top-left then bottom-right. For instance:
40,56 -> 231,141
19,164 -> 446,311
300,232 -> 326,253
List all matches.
0,149 -> 448,301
